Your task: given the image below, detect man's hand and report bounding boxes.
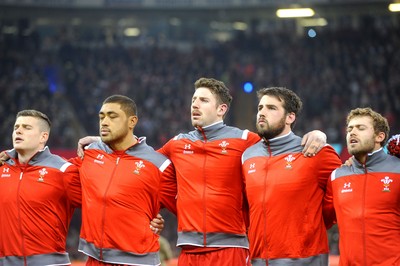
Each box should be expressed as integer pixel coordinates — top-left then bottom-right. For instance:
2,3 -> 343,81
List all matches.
0,150 -> 9,165
77,136 -> 100,158
343,156 -> 354,166
150,213 -> 164,235
301,130 -> 327,157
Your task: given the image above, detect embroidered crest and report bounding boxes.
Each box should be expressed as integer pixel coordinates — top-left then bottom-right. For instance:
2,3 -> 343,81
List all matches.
219,141 -> 229,154
381,176 -> 393,192
284,154 -> 295,169
134,161 -> 145,175
38,168 -> 48,182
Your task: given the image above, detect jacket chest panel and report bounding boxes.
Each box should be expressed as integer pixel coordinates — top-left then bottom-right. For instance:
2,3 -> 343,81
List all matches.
333,173 -> 400,210
80,153 -> 159,197
0,165 -> 65,204
244,154 -> 313,188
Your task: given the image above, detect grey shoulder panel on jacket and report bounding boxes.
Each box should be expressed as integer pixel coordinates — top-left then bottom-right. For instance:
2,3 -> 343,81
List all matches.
87,141 -> 170,171
333,154 -> 400,179
30,153 -> 71,171
174,126 -> 250,142
126,142 -> 171,171
5,148 -> 71,171
242,141 -> 266,162
242,134 -> 303,163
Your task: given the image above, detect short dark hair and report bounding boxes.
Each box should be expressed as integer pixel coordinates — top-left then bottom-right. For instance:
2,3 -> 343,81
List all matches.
194,77 -> 233,107
256,87 -> 303,129
16,109 -> 51,132
103,95 -> 137,117
347,107 -> 390,146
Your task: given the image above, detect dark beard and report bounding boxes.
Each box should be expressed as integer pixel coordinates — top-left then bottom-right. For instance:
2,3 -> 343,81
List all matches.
256,118 -> 286,140
257,126 -> 285,140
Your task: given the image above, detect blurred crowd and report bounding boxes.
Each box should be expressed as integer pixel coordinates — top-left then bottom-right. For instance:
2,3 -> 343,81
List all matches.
1,14 -> 399,259
1,18 -> 399,151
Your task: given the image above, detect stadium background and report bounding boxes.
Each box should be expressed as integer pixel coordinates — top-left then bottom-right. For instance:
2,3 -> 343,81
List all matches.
1,0 -> 399,265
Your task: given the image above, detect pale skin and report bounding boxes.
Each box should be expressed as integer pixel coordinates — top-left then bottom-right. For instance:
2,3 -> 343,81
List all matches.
256,95 -> 296,139
191,87 -> 227,128
12,116 -> 49,164
346,116 -> 385,164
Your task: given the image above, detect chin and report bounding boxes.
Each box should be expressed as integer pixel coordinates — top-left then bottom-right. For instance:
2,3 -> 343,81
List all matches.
192,122 -> 201,127
100,136 -> 110,143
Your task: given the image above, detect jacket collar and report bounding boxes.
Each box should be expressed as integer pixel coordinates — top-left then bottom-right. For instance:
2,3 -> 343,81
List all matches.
96,136 -> 146,154
195,121 -> 225,140
6,146 -> 51,165
353,148 -> 386,168
262,131 -> 296,147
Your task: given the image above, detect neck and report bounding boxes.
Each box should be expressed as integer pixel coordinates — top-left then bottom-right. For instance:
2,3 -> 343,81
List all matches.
355,154 -> 368,164
109,135 -> 138,151
16,147 -> 43,164
197,120 -> 223,130
354,145 -> 382,164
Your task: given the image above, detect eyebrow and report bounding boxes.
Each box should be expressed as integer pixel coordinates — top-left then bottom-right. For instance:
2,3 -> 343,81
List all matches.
99,111 -> 118,115
14,123 -> 33,127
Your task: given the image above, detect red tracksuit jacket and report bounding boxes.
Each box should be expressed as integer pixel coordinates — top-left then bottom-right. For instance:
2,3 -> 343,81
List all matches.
158,122 -> 260,249
0,147 -> 81,266
72,137 -> 177,265
327,148 -> 400,265
242,132 -> 341,266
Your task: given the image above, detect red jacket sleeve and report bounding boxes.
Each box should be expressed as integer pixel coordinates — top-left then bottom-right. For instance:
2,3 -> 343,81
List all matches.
323,176 -> 337,229
63,163 -> 82,208
68,155 -> 83,167
316,146 -> 340,229
159,162 -> 177,215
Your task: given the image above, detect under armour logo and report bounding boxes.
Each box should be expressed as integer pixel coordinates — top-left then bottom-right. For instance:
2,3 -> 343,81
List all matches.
3,168 -> 9,173
97,154 -> 104,160
184,144 -> 191,149
343,182 -> 351,188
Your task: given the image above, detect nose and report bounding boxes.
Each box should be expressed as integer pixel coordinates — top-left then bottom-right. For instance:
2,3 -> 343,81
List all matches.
191,99 -> 199,109
348,128 -> 357,136
14,127 -> 22,134
100,116 -> 110,126
257,108 -> 266,117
